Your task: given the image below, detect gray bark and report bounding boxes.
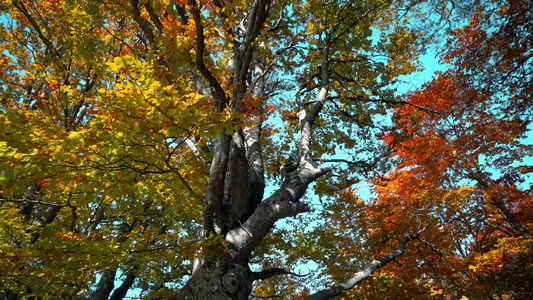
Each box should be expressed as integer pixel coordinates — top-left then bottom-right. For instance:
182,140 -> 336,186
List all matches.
179,2 -> 335,298
244,118 -> 265,212
226,166 -> 330,260
91,270 -> 116,300
224,130 -> 251,230
209,131 -> 232,235
170,256 -> 252,300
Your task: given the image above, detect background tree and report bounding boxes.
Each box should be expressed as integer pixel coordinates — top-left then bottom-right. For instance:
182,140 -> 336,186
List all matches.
329,0 -> 533,298
1,0 -> 530,299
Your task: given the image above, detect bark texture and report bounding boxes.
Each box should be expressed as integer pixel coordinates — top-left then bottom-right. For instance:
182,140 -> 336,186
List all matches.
171,252 -> 252,300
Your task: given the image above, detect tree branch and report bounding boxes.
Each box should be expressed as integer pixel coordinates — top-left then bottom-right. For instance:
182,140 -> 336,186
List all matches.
232,0 -> 270,111
144,2 -> 164,33
252,267 -> 308,281
313,158 -> 373,168
245,55 -> 266,213
226,166 -> 331,260
2,197 -> 67,208
109,267 -> 138,300
130,0 -> 155,44
188,0 -> 227,112
12,1 -> 61,58
328,93 -> 443,115
297,34 -> 330,168
91,269 -> 116,300
205,132 -> 232,234
305,223 -> 430,300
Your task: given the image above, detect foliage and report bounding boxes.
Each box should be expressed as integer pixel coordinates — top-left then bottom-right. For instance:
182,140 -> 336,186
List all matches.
0,0 -> 531,299
337,0 -> 533,298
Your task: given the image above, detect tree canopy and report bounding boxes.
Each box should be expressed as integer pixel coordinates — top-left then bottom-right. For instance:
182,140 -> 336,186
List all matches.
0,0 -> 531,299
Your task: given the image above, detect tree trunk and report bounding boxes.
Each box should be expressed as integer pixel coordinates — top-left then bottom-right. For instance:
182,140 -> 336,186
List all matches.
171,250 -> 252,300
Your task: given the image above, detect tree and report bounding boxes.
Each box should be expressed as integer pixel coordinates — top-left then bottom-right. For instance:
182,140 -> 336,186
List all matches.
344,0 -> 533,298
0,0 -> 526,299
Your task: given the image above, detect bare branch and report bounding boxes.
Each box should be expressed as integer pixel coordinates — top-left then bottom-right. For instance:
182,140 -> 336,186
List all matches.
252,268 -> 309,281
313,158 -> 373,168
328,95 -> 443,115
417,238 -> 444,257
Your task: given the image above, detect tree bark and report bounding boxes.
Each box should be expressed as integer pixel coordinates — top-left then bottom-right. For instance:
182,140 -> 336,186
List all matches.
170,251 -> 252,300
91,269 -> 116,300
109,268 -> 137,300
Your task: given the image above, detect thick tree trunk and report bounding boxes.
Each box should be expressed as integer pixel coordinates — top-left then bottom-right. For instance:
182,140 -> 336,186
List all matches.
171,251 -> 252,300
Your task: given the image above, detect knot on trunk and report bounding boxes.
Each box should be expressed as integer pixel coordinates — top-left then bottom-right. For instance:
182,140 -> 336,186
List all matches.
222,270 -> 240,294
